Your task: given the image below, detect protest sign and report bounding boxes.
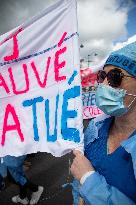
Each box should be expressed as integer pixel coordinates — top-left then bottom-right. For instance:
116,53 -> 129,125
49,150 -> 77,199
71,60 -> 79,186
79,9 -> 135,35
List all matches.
0,0 -> 83,157
80,67 -> 97,88
81,67 -> 103,119
82,91 -> 103,119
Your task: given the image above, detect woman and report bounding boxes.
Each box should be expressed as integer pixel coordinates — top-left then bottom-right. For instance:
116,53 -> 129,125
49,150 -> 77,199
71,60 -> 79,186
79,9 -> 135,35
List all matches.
70,41 -> 136,205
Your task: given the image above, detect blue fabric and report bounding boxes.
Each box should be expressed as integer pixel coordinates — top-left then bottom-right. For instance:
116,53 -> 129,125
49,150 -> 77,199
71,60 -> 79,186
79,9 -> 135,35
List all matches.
8,165 -> 27,186
104,41 -> 136,77
71,179 -> 81,205
3,155 -> 26,168
85,118 -> 112,164
80,172 -> 136,205
0,160 -> 7,177
72,116 -> 136,205
0,174 -> 4,190
95,84 -> 129,116
105,54 -> 136,77
0,155 -> 27,186
85,118 -> 136,203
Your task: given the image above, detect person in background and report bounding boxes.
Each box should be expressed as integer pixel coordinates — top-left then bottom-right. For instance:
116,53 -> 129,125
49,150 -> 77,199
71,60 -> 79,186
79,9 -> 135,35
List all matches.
0,173 -> 5,191
0,155 -> 44,205
71,41 -> 136,205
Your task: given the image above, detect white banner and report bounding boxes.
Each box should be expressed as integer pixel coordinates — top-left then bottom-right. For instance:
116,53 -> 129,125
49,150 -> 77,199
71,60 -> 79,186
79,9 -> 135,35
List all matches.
0,0 -> 83,157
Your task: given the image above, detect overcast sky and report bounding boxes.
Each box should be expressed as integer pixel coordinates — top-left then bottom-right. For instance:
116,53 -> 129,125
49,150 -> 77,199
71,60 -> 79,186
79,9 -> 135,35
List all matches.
0,0 -> 136,66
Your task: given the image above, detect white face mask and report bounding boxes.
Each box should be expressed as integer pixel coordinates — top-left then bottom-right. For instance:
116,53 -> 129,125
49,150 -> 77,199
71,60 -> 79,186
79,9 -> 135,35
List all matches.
96,84 -> 136,116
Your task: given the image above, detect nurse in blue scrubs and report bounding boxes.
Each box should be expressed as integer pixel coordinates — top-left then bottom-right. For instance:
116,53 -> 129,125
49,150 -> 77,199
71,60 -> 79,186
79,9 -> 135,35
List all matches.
71,41 -> 136,205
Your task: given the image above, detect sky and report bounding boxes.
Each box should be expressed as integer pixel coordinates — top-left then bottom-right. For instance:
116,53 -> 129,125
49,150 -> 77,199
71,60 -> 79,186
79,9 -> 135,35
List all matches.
0,0 -> 136,67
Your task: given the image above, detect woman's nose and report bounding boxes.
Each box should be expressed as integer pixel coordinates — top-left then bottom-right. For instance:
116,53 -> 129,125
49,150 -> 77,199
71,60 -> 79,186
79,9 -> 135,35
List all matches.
102,77 -> 109,85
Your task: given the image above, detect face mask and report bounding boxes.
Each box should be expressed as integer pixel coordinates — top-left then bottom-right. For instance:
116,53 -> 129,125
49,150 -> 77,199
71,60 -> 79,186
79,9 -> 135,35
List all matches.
96,84 -> 136,116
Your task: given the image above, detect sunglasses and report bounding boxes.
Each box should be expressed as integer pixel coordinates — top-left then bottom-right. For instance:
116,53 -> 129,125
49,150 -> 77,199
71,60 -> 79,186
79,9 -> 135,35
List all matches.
97,68 -> 135,87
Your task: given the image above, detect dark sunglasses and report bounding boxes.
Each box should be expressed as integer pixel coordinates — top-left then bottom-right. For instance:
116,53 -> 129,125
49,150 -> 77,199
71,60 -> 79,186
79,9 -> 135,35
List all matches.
97,68 -> 136,87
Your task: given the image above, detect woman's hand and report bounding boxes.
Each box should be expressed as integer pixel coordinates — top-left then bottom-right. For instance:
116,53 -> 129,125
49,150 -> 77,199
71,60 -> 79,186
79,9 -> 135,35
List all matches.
70,150 -> 94,181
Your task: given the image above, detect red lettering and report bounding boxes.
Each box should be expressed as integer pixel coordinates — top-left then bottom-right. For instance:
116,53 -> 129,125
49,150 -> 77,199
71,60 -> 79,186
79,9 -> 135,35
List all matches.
83,107 -> 90,118
31,57 -> 51,88
97,107 -> 103,115
93,107 -> 99,116
8,64 -> 29,95
54,47 -> 67,82
1,104 -> 24,146
83,106 -> 103,119
54,32 -> 68,82
0,73 -> 10,93
58,32 -> 67,47
89,106 -> 94,116
3,29 -> 21,61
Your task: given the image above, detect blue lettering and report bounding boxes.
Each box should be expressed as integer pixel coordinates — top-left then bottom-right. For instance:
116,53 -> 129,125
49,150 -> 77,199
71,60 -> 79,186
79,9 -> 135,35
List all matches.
45,95 -> 59,142
90,93 -> 96,105
61,86 -> 80,142
23,96 -> 44,141
122,59 -> 129,66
